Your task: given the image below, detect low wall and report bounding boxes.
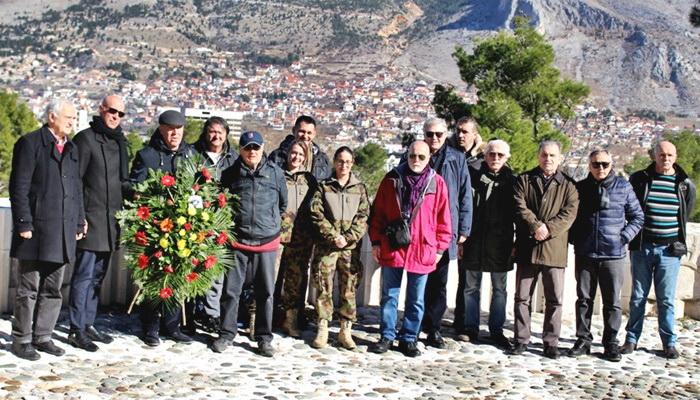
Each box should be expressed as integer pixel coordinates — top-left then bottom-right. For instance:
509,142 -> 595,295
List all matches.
1,205 -> 699,321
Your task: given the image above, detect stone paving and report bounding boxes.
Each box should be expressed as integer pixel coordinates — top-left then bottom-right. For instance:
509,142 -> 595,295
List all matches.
0,307 -> 699,399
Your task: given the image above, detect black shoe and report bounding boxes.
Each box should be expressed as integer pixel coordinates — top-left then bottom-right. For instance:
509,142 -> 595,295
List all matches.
198,316 -> 221,333
85,326 -> 113,344
181,323 -> 197,336
543,345 -> 560,359
33,340 -> 65,356
398,341 -> 421,357
663,346 -> 679,359
603,344 -> 622,362
257,341 -> 275,357
142,335 -> 160,347
68,332 -> 99,352
11,342 -> 40,361
166,330 -> 193,344
567,339 -> 591,357
508,342 -> 528,355
620,341 -> 636,354
456,332 -> 479,343
211,337 -> 233,353
369,338 -> 392,354
488,333 -> 511,348
426,331 -> 446,349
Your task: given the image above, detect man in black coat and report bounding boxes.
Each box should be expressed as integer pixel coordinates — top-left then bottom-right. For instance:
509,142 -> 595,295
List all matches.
269,115 -> 331,181
67,95 -> 129,352
129,109 -> 195,347
9,98 -> 85,361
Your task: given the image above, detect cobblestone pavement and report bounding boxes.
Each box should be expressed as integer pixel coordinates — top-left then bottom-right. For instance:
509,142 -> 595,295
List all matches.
0,307 -> 698,399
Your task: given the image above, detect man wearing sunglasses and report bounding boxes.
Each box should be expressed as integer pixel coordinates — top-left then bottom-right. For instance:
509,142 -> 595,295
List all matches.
567,149 -> 643,361
417,117 -> 472,349
67,95 -> 129,352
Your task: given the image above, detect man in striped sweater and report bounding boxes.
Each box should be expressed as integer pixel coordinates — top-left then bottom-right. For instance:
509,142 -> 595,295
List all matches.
623,141 -> 696,359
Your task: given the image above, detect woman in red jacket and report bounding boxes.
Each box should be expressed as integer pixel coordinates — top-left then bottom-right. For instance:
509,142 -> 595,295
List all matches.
367,141 -> 452,357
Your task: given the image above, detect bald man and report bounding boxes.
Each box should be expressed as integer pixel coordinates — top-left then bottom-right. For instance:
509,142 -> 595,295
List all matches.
68,95 -> 129,352
623,141 -> 696,359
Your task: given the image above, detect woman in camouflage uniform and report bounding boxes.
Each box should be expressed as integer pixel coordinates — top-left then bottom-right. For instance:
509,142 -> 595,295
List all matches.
309,146 -> 370,349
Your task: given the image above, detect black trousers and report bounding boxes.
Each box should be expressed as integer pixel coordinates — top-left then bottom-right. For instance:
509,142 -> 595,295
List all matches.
219,249 -> 277,343
69,249 -> 112,332
574,256 -> 625,347
421,253 -> 450,334
140,303 -> 182,339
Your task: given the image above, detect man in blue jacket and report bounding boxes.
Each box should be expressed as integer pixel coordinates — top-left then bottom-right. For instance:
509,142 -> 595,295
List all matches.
418,117 -> 472,348
568,149 -> 643,361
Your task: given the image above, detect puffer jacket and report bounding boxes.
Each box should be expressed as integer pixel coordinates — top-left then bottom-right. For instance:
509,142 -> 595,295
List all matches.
571,172 -> 644,259
129,129 -> 195,184
369,165 -> 452,274
269,135 -> 332,181
309,172 -> 370,250
281,170 -> 317,244
220,155 -> 288,246
192,134 -> 238,180
628,163 -> 696,250
514,168 -> 579,268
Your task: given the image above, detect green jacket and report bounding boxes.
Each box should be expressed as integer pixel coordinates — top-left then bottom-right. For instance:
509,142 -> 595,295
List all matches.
281,170 -> 317,244
310,172 -> 370,250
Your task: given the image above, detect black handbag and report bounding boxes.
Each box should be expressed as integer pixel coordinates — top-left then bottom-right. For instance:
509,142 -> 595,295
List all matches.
385,218 -> 411,249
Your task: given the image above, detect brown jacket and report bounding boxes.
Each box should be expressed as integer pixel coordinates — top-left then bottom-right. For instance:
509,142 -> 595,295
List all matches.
514,168 -> 579,268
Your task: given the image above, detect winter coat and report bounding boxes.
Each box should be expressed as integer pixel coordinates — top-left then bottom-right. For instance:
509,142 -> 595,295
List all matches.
129,129 -> 195,184
220,155 -> 288,246
571,173 -> 644,259
73,124 -> 127,252
462,164 -> 517,272
192,134 -> 238,180
281,170 -> 317,244
628,163 -> 697,250
269,135 -> 332,181
10,125 -> 85,264
514,168 -> 579,268
369,166 -> 452,274
309,172 -> 370,251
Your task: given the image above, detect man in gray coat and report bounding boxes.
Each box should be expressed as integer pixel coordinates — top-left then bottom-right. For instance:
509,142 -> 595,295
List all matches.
9,98 -> 85,361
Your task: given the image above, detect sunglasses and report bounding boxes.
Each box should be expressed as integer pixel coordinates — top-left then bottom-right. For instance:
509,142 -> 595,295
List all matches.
488,152 -> 507,158
424,131 -> 445,139
591,161 -> 611,169
105,107 -> 125,118
242,144 -> 261,151
408,153 -> 427,161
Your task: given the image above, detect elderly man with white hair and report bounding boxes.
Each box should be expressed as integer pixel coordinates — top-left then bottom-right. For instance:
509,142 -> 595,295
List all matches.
457,139 -> 517,348
9,98 -> 85,361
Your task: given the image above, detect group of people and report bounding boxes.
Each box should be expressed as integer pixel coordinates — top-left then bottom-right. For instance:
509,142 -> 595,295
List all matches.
8,96 -> 695,363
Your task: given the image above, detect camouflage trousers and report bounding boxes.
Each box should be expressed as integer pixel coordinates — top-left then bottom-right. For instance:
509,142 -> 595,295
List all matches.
311,246 -> 363,322
279,239 -> 315,312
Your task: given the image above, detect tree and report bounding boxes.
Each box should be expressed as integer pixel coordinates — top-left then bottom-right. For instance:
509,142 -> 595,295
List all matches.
126,131 -> 145,165
184,118 -> 204,144
0,91 -> 39,195
691,1 -> 700,27
353,142 -> 388,196
432,17 -> 590,173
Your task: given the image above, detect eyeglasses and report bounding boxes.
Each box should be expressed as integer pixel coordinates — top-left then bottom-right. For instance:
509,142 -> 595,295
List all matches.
242,144 -> 261,151
424,131 -> 445,139
105,107 -> 125,118
591,161 -> 611,169
488,152 -> 507,158
408,153 -> 427,161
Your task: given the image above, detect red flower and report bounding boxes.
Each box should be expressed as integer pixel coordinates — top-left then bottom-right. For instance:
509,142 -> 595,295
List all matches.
204,201 -> 211,208
191,258 -> 200,266
134,231 -> 148,246
164,265 -> 174,274
161,175 -> 175,187
218,193 -> 227,208
137,206 -> 150,221
204,255 -> 217,270
192,183 -> 201,192
159,218 -> 174,232
138,254 -> 149,269
159,287 -> 173,299
153,250 -> 163,259
201,168 -> 212,182
183,223 -> 192,231
185,272 -> 199,283
215,231 -> 228,245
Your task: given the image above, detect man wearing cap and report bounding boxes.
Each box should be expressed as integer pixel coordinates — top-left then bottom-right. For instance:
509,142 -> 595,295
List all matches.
129,109 -> 195,347
214,131 -> 287,357
68,95 -> 129,352
270,115 -> 331,181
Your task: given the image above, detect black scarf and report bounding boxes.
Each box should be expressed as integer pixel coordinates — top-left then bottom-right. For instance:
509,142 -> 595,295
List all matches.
583,171 -> 615,210
90,116 -> 129,182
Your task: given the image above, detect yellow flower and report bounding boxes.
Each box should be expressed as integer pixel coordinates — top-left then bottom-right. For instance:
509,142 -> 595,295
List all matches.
179,229 -> 186,237
187,205 -> 197,216
178,248 -> 191,258
159,237 -> 169,248
201,211 -> 210,222
177,239 -> 187,250
189,233 -> 198,241
177,216 -> 187,225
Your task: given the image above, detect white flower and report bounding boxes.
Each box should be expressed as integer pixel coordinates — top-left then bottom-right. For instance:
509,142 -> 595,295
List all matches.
188,195 -> 204,209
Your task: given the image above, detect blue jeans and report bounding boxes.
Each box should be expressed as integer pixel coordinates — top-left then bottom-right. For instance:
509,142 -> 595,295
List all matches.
69,250 -> 112,332
380,267 -> 428,343
463,270 -> 507,336
625,243 -> 681,347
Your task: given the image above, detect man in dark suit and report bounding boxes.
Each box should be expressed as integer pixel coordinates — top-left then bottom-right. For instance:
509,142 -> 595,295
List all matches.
9,98 -> 86,361
67,95 -> 129,352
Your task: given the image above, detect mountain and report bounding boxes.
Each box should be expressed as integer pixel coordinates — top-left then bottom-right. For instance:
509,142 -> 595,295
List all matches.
1,0 -> 698,116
